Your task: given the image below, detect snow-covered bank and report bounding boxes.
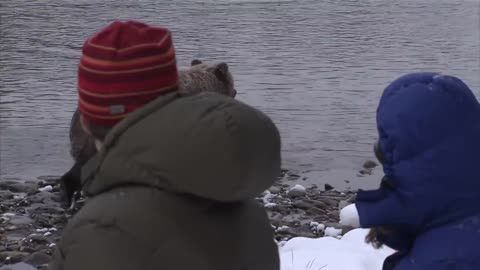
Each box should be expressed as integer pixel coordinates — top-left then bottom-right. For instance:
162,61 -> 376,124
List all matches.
279,228 -> 395,270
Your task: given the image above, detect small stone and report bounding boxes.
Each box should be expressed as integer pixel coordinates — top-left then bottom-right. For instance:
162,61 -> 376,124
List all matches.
25,234 -> 48,244
363,160 -> 378,169
287,185 -> 306,197
324,184 -> 334,191
268,186 -> 282,194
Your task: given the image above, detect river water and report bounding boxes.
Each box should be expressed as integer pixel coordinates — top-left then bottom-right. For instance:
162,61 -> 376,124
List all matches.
1,0 -> 479,190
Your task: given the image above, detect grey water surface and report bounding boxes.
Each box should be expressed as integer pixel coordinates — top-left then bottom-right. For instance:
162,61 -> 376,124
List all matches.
1,0 -> 479,190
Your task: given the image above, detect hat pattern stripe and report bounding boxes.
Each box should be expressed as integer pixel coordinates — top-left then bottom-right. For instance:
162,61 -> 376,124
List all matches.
78,84 -> 178,98
79,58 -> 176,75
81,47 -> 175,70
86,32 -> 170,53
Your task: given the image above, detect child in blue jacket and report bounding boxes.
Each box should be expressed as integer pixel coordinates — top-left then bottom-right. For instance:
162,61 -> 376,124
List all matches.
349,72 -> 480,270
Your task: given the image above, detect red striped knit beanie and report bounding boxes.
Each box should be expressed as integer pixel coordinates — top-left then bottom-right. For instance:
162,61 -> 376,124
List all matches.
78,20 -> 179,126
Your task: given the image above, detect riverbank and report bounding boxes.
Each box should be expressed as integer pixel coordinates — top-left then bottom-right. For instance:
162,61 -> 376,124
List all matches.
0,165 -> 377,269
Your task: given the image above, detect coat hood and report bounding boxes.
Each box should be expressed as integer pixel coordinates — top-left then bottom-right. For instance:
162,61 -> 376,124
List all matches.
356,72 -> 480,231
81,92 -> 281,202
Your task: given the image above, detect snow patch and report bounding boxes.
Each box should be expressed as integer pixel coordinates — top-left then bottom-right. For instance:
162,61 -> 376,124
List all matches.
279,228 -> 395,270
38,185 -> 53,192
276,225 -> 290,232
261,190 -> 275,204
316,224 -> 326,233
264,202 -> 277,208
339,203 -> 360,228
288,184 -> 306,193
324,227 -> 343,238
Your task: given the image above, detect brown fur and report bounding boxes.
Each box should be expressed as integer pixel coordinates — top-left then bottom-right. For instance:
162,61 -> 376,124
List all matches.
179,60 -> 236,97
365,226 -> 393,249
59,59 -> 236,207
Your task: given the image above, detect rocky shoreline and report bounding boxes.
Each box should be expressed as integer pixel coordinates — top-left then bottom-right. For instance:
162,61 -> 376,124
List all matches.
0,166 -> 376,269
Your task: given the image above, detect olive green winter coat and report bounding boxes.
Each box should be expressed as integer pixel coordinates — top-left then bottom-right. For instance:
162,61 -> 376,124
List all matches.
49,92 -> 281,270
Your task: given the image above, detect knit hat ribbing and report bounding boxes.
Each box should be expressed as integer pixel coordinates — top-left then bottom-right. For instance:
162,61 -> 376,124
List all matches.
78,20 -> 179,126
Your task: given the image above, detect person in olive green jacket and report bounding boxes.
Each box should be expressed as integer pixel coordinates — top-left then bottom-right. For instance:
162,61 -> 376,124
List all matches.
49,20 -> 281,270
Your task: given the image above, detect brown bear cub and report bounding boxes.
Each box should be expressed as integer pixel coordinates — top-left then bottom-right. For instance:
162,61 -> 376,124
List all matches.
59,59 -> 237,207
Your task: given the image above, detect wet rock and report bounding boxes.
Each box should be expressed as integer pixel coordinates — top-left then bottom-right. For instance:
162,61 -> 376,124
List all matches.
6,215 -> 34,226
37,176 -> 59,186
359,169 -> 372,175
18,246 -> 35,253
338,200 -> 349,211
292,200 -> 314,210
306,207 -> 327,216
363,160 -> 378,169
27,192 -> 57,204
0,182 -> 38,194
6,244 -> 21,251
0,251 -> 30,263
328,210 -> 340,219
316,197 -> 338,207
0,190 -> 15,201
310,199 -> 328,209
23,251 -> 51,267
324,184 -> 334,191
6,226 -> 18,231
275,226 -> 316,239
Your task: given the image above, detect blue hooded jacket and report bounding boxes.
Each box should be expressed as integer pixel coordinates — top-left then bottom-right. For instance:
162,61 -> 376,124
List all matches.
356,72 -> 480,270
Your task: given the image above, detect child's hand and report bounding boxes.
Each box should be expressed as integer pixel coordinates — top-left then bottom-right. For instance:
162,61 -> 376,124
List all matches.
339,203 -> 360,228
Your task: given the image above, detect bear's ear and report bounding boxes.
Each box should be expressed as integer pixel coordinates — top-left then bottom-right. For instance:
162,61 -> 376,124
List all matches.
214,62 -> 229,82
191,59 -> 202,66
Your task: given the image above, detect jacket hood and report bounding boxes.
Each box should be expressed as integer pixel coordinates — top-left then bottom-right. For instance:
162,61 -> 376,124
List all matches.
81,92 -> 281,202
356,72 -> 480,231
